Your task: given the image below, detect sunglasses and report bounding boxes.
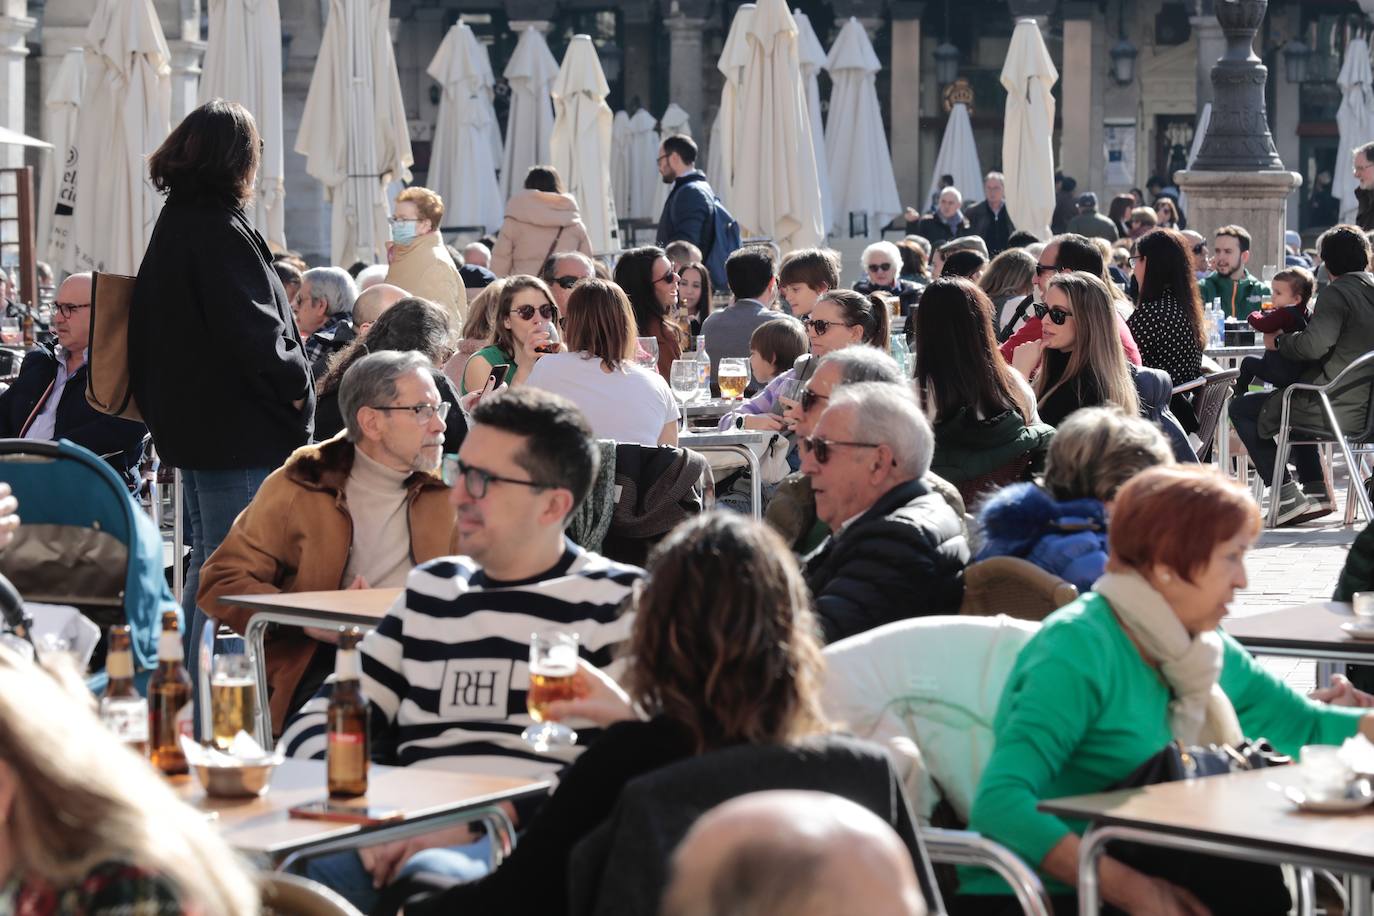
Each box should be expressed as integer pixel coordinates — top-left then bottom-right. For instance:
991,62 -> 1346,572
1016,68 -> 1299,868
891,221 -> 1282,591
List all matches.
800,388 -> 829,412
1192,245 -> 1207,255
1032,303 -> 1073,325
798,435 -> 885,464
654,269 -> 680,286
510,303 -> 558,321
553,275 -> 583,290
1034,263 -> 1060,276
866,262 -> 892,273
801,316 -> 853,336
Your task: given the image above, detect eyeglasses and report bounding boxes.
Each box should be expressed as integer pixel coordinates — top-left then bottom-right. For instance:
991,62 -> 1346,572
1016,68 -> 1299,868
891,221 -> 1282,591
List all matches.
510,303 -> 558,321
866,262 -> 892,273
553,275 -> 583,290
800,388 -> 829,412
801,316 -> 853,336
54,301 -> 90,319
1127,255 -> 1142,266
798,435 -> 884,465
369,401 -> 451,424
1034,263 -> 1060,276
1192,245 -> 1207,255
442,456 -> 548,498
1032,303 -> 1074,325
654,269 -> 680,286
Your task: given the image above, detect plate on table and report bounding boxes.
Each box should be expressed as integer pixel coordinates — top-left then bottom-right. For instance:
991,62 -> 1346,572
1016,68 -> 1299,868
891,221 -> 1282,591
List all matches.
1341,621 -> 1374,641
1278,778 -> 1374,813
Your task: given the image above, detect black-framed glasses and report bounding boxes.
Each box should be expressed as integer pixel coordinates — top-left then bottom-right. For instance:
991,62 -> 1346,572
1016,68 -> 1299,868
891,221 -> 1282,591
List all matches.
800,388 -> 829,412
511,303 -> 558,321
866,262 -> 892,273
1034,262 -> 1059,276
1032,303 -> 1074,326
654,269 -> 680,286
553,275 -> 583,290
442,456 -> 548,498
1127,255 -> 1142,266
54,301 -> 90,319
1192,245 -> 1207,255
798,435 -> 884,465
369,402 -> 451,424
801,316 -> 853,336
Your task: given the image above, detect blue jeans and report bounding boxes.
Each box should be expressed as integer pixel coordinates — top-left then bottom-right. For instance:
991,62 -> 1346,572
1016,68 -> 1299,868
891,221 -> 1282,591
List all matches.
180,466 -> 272,734
302,835 -> 492,913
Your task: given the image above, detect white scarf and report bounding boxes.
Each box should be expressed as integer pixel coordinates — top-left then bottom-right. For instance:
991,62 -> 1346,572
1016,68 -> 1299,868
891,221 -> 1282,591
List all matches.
1094,570 -> 1243,747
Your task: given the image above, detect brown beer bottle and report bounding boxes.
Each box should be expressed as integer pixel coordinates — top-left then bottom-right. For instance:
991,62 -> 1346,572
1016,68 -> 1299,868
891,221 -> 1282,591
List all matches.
327,627 -> 369,797
148,610 -> 193,775
100,624 -> 150,755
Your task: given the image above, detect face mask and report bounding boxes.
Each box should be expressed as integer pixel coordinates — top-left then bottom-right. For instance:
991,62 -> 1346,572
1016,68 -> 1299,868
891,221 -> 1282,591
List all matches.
390,220 -> 418,244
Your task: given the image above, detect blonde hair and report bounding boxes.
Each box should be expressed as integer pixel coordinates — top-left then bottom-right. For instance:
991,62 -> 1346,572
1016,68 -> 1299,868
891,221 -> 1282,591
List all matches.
1038,271 -> 1139,417
0,648 -> 258,916
396,186 -> 444,226
1043,406 -> 1174,502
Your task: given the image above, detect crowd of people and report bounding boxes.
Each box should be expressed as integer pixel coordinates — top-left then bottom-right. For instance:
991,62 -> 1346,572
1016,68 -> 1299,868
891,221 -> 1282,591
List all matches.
9,98 -> 1374,916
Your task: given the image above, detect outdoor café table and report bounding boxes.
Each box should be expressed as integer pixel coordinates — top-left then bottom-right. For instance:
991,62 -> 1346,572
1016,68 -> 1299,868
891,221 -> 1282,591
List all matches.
1223,601 -> 1374,667
1039,766 -> 1374,916
678,428 -> 773,519
175,758 -> 549,871
222,588 -> 402,749
1205,344 -> 1266,371
681,397 -> 736,420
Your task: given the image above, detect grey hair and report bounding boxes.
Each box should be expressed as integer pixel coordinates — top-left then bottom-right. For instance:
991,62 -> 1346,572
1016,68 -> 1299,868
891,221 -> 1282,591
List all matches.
338,350 -> 433,441
1042,405 -> 1174,503
939,186 -> 964,205
984,171 -> 1006,185
816,347 -> 905,387
303,266 -> 358,317
828,382 -> 933,480
464,242 -> 491,260
861,241 -> 901,268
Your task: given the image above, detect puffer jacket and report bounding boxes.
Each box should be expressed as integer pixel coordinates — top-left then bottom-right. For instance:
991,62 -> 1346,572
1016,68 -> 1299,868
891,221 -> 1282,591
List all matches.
975,483 -> 1108,593
803,478 -> 969,643
490,189 -> 594,277
1131,363 -> 1198,463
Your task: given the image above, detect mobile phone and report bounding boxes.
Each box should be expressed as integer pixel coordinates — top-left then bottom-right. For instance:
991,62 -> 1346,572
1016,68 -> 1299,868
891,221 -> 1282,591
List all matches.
486,363 -> 510,390
288,799 -> 404,826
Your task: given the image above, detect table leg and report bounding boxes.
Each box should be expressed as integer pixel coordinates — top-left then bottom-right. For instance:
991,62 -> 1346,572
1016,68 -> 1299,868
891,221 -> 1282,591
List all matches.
1353,874 -> 1372,916
246,617 -> 274,750
1077,827 -> 1110,916
1216,405 -> 1231,473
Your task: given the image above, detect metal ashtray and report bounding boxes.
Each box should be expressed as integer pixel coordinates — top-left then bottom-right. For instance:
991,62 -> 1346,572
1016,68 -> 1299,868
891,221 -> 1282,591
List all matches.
193,760 -> 277,798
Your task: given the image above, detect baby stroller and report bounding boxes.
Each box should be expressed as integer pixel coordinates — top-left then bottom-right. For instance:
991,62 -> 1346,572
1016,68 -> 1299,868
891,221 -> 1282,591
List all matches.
0,437 -> 177,692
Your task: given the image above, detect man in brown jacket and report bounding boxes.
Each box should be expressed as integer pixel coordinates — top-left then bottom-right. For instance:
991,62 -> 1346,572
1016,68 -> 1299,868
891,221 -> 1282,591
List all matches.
199,351 -> 459,735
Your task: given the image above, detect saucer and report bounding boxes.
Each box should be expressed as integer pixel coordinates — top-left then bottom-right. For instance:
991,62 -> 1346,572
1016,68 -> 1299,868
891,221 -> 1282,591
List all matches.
1341,621 -> 1374,640
1280,778 -> 1374,813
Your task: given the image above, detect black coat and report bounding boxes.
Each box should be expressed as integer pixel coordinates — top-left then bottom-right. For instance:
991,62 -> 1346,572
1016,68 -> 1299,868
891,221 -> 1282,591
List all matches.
130,193 -> 314,470
965,199 -> 1015,256
910,214 -> 972,247
0,345 -> 146,475
803,478 -> 968,643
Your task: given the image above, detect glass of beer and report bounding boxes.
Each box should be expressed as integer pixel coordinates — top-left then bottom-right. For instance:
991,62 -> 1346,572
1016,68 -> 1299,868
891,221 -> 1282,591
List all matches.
522,630 -> 580,752
719,358 -> 750,400
210,653 -> 256,751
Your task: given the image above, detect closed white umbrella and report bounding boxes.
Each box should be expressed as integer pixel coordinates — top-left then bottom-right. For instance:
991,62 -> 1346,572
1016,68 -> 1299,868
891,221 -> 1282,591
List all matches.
200,0 -> 287,251
651,103 -> 691,221
38,47 -> 82,271
501,27 -> 559,201
0,126 -> 52,149
611,110 -> 632,216
824,18 -> 900,237
626,108 -> 660,220
296,0 -> 412,267
550,35 -> 618,253
71,0 -> 171,275
427,22 -> 504,233
1000,18 -> 1058,241
794,11 -> 832,235
1336,38 -> 1374,224
707,3 -> 756,208
732,0 -> 825,251
926,103 -> 983,211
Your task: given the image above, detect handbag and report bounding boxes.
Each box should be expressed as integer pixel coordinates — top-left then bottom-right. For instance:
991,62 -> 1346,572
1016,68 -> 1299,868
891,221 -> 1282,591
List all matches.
1104,739 -> 1292,914
84,272 -> 142,421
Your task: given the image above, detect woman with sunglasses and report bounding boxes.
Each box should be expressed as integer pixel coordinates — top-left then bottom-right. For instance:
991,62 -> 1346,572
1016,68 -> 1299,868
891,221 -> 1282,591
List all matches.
854,241 -> 922,314
1127,229 -> 1206,422
527,278 -> 680,447
461,276 -> 562,395
614,246 -> 684,379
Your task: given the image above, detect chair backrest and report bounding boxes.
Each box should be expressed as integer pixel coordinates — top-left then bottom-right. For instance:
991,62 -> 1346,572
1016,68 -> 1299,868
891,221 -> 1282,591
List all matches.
567,735 -> 945,916
960,556 -> 1078,622
955,452 -> 1035,513
260,874 -> 364,916
1187,368 -> 1240,463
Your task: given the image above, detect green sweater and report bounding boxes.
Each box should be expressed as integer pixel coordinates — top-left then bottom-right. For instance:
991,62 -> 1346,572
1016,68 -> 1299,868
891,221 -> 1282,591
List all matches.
962,592 -> 1363,896
1198,270 -> 1271,319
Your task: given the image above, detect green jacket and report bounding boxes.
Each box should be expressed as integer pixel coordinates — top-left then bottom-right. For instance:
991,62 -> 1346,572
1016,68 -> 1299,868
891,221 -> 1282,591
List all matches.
1198,270 -> 1270,319
1258,271 -> 1374,439
929,407 -> 1056,485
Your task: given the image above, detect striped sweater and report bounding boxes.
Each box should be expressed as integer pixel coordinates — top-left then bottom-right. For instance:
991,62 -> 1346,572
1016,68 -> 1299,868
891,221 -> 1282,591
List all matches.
280,541 -> 641,779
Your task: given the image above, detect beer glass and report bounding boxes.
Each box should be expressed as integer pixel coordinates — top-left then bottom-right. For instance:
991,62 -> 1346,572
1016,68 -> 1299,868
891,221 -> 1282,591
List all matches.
522,630 -> 579,751
719,358 -> 750,400
210,653 -> 256,751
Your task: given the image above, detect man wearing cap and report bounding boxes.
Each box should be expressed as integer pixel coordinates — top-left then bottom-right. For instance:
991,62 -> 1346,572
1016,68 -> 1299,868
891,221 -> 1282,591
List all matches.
1066,192 -> 1119,242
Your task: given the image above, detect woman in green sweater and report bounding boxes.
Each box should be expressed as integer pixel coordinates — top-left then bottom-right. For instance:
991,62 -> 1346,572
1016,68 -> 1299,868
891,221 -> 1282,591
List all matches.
962,465 -> 1374,914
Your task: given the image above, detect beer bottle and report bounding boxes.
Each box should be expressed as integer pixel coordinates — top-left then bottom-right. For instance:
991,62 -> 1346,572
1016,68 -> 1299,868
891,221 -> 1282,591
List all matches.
100,624 -> 149,756
327,627 -> 369,797
148,610 -> 193,775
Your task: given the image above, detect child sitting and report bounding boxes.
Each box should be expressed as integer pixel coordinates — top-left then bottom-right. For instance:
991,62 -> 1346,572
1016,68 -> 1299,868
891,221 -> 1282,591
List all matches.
718,318 -> 810,431
1235,266 -> 1315,396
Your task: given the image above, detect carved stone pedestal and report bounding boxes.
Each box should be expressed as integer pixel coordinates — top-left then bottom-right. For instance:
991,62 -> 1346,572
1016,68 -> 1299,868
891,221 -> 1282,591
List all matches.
1174,170 -> 1301,269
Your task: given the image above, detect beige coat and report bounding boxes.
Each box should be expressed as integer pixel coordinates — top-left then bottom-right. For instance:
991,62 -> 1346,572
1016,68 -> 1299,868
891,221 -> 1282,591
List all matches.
490,189 -> 594,277
385,230 -> 468,326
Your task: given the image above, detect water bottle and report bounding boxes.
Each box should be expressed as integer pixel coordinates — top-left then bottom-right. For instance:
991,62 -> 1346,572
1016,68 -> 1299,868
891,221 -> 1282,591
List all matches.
695,335 -> 711,394
889,332 -> 910,377
1212,299 -> 1225,347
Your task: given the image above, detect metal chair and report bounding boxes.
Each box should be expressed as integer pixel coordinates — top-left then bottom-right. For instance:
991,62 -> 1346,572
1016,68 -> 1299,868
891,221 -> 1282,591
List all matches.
1267,350 -> 1374,528
960,556 -> 1079,622
923,828 -> 1052,916
260,873 -> 364,916
1172,367 -> 1240,463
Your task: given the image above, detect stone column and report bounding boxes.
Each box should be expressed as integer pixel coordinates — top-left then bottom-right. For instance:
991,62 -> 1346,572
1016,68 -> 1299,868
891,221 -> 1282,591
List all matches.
666,13 -> 708,135
1060,3 -> 1098,194
890,1 -> 923,209
1191,1 -> 1225,110
0,2 -> 37,169
166,39 -> 207,124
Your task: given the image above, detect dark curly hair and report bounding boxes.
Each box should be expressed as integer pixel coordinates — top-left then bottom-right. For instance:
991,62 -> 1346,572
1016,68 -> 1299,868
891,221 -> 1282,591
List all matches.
317,297 -> 451,396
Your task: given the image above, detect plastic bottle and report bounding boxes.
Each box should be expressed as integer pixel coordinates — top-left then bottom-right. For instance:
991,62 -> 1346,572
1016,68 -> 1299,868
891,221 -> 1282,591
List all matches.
695,335 -> 711,393
889,332 -> 910,377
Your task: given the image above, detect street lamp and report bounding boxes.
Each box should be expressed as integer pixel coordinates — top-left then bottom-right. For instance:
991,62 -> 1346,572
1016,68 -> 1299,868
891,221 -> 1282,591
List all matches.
1110,38 -> 1138,85
934,41 -> 960,85
1283,39 -> 1310,85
